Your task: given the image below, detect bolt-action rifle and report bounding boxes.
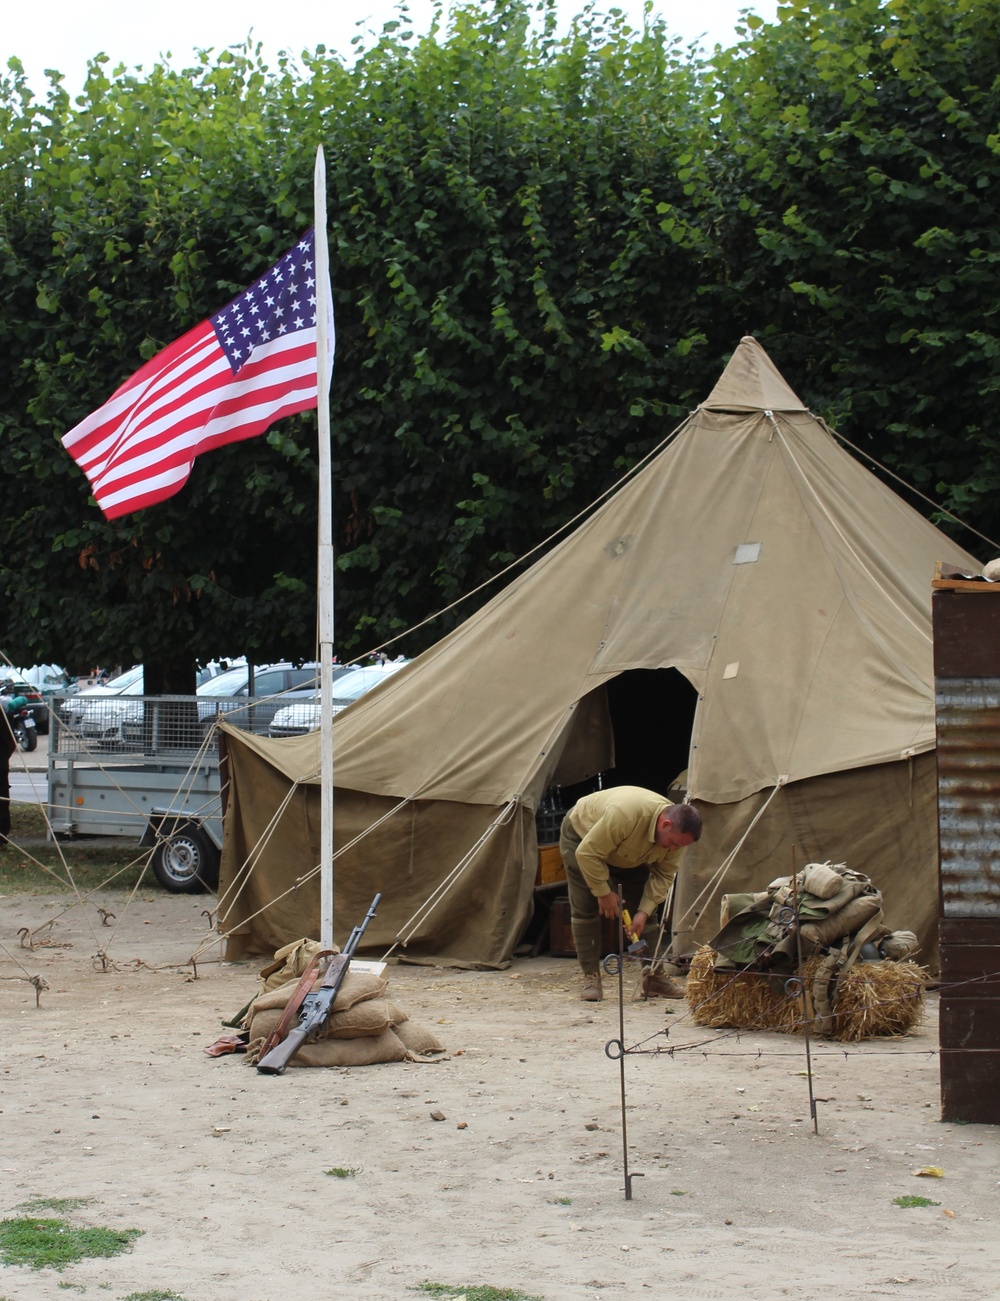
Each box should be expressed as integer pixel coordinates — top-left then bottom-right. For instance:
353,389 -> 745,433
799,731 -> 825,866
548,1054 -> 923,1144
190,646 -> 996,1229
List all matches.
256,892 -> 382,1075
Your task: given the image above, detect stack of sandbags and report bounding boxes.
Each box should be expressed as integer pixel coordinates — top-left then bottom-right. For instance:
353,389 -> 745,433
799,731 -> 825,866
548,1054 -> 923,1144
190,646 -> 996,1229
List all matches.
244,942 -> 445,1067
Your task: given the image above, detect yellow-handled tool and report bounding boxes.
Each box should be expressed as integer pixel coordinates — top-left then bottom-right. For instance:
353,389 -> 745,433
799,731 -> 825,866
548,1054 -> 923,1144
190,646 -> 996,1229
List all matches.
621,909 -> 649,957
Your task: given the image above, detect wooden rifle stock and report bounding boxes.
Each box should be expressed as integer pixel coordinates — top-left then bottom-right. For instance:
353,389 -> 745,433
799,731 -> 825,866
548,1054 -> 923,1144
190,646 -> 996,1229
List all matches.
256,892 -> 382,1075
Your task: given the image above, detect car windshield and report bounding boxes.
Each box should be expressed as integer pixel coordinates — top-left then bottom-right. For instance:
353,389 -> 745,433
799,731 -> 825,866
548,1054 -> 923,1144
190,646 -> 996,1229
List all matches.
104,666 -> 143,691
197,667 -> 250,697
333,667 -> 398,703
196,658 -> 246,687
14,665 -> 71,690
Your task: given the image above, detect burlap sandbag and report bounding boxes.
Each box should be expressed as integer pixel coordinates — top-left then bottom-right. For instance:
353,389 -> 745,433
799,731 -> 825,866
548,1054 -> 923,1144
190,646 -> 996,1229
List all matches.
260,938 -> 329,991
248,970 -> 387,1017
248,997 -> 402,1044
799,893 -> 882,947
278,1029 -> 409,1068
392,1019 -> 446,1056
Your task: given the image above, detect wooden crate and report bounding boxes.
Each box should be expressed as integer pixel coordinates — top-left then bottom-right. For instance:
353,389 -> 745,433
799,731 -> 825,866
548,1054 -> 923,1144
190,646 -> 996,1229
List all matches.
549,896 -> 576,956
536,843 -> 566,887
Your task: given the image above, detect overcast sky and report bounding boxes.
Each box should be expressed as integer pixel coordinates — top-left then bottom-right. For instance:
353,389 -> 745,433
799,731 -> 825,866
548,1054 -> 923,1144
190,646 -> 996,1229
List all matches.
5,0 -> 778,96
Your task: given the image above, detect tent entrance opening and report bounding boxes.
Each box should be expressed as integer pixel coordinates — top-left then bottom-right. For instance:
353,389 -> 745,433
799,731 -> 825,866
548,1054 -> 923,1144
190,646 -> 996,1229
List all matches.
604,667 -> 697,796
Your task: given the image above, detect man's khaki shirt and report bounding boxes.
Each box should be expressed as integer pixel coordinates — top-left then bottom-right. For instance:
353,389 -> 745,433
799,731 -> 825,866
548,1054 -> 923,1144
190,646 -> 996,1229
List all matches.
567,786 -> 685,917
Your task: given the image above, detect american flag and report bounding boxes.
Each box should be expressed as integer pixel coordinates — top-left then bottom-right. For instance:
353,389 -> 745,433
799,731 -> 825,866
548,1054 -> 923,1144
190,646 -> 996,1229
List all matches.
62,229 -> 333,520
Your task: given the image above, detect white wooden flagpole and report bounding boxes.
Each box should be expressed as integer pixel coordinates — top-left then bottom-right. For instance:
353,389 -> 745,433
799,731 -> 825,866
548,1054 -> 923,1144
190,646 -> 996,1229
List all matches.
314,145 -> 336,950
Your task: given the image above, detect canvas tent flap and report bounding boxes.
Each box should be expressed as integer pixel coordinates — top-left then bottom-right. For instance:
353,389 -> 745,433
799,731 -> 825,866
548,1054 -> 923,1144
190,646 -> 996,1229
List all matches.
221,722 -> 321,785
547,687 -> 615,790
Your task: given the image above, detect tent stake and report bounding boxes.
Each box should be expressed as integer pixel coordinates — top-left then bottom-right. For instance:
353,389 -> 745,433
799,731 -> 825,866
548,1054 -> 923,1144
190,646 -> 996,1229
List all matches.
791,849 -> 819,1135
605,887 -> 644,1200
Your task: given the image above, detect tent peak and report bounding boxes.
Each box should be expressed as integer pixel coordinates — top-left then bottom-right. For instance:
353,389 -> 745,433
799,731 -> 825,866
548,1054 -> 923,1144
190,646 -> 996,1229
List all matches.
700,337 -> 809,413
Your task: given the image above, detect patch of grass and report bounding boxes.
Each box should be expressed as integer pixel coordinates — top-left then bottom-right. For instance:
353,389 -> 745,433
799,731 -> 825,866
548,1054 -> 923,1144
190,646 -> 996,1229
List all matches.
18,1198 -> 92,1215
8,802 -> 49,836
670,1189 -> 687,1196
1,805 -> 146,894
121,1292 -> 188,1300
324,1166 -> 361,1178
57,1284 -> 85,1293
892,1194 -> 940,1209
415,1286 -> 543,1301
0,1216 -> 142,1271
552,1197 -> 571,1206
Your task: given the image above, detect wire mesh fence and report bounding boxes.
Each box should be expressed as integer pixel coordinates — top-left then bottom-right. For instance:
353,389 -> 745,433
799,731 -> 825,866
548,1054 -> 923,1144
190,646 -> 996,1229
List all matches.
50,692 -> 303,757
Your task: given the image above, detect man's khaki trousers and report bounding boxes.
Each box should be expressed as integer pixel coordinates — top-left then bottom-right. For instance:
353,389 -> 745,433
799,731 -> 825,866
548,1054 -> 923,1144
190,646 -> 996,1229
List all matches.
558,815 -> 603,976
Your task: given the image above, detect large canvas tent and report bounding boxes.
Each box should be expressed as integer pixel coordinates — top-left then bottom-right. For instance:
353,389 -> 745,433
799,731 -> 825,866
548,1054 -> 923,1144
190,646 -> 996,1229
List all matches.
218,337 -> 979,969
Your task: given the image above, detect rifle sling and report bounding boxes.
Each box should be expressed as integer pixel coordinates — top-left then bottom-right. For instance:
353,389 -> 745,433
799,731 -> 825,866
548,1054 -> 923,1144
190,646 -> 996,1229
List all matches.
255,949 -> 336,1062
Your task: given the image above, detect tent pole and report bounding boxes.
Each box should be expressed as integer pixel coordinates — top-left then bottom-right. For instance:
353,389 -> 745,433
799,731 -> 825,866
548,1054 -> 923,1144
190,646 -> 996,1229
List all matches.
314,146 -> 336,950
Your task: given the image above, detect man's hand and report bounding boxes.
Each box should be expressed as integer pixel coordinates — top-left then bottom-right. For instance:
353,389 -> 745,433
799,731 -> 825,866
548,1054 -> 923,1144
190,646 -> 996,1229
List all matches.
596,891 -> 620,919
631,910 -> 649,938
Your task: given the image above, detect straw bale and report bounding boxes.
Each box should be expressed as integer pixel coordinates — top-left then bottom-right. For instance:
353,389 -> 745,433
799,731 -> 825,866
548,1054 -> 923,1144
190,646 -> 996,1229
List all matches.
834,959 -> 927,1041
686,946 -> 926,1040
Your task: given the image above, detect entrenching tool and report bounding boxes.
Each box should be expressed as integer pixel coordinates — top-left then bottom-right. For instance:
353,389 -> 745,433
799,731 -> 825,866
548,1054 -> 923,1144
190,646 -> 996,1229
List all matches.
621,909 -> 649,959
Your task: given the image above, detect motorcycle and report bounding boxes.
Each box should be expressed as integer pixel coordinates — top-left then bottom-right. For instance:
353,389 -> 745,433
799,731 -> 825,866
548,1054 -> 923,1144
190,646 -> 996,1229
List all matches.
5,700 -> 37,752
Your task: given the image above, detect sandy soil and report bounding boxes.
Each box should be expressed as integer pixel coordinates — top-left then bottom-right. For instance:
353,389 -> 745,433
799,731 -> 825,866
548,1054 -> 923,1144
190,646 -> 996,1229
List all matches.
0,886 -> 998,1301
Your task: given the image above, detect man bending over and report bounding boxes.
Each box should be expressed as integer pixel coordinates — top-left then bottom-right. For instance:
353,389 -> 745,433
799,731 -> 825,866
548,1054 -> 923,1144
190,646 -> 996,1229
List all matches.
559,786 -> 701,1002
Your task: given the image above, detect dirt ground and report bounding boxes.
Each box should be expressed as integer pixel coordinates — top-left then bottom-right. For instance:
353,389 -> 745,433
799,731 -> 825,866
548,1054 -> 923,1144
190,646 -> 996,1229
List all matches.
1,886 -> 998,1301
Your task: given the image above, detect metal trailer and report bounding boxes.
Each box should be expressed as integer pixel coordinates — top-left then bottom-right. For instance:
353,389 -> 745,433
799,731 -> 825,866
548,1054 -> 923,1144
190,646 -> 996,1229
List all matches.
47,691 -> 294,893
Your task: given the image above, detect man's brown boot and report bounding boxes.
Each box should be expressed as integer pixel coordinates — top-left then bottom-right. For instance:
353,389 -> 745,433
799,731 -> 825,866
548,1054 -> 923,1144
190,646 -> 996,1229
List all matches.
640,968 -> 685,999
580,972 -> 603,1002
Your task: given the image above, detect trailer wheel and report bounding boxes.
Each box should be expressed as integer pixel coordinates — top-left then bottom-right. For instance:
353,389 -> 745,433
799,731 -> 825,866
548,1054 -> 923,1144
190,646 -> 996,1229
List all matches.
151,822 -> 220,894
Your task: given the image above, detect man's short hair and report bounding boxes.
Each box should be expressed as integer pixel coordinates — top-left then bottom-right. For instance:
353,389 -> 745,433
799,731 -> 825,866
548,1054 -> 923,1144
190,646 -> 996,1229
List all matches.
670,802 -> 702,842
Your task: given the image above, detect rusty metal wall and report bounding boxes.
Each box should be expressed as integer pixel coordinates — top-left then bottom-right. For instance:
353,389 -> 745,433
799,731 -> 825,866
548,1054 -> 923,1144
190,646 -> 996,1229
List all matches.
933,587 -> 1000,1125
935,678 -> 1000,918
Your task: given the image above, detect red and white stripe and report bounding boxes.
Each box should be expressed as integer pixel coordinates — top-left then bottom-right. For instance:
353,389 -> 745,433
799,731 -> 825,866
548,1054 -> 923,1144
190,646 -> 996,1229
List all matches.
63,320 -> 318,519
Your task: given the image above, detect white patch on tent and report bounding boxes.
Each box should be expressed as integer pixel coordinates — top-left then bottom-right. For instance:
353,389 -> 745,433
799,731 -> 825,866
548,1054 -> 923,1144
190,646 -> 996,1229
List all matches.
723,662 -> 740,680
733,542 -> 761,564
605,535 -> 633,559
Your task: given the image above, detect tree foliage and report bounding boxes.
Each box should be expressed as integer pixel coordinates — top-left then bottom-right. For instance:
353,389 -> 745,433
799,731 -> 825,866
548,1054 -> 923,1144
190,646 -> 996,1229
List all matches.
710,0 -> 1000,536
0,45 -> 320,681
0,0 -> 997,677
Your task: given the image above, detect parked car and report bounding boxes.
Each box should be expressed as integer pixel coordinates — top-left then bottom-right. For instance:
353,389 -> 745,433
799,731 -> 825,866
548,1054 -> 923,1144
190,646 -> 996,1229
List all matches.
58,661 -> 333,749
117,661 -> 330,746
57,665 -> 144,742
267,662 -> 408,738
